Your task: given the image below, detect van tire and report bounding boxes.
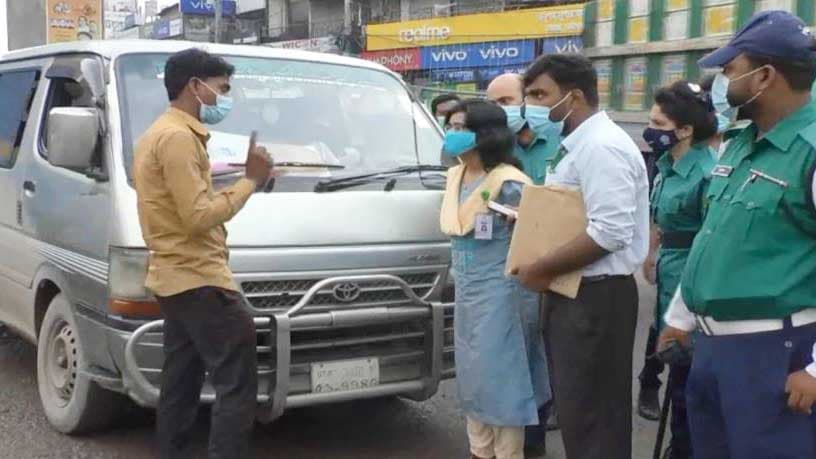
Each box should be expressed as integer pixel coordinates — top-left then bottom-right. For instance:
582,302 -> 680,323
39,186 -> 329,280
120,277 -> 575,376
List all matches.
37,293 -> 125,434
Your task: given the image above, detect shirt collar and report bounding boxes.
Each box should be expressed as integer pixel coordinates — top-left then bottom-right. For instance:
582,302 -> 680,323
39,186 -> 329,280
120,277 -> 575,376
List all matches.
759,102 -> 816,152
656,145 -> 710,179
561,111 -> 609,153
167,107 -> 210,142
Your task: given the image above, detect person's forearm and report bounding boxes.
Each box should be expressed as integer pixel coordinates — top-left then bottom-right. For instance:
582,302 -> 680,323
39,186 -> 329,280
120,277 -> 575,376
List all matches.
532,232 -> 609,277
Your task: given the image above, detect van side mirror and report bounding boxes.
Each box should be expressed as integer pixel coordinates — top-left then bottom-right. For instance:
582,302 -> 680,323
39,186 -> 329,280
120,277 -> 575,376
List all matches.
47,107 -> 99,170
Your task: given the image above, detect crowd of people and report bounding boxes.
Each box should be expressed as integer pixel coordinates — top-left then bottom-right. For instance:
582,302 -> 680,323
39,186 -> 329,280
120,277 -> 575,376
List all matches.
436,9 -> 816,459
130,8 -> 816,459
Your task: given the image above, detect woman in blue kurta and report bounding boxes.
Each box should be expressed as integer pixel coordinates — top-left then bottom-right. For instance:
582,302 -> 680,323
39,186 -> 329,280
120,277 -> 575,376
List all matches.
439,100 -> 550,459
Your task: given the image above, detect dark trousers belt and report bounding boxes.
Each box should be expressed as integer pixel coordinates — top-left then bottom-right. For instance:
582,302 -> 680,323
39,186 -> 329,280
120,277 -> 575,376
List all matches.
661,231 -> 697,249
582,274 -> 631,284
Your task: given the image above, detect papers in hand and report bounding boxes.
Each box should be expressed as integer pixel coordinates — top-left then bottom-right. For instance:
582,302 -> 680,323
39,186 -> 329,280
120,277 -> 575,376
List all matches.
506,185 -> 587,299
487,201 -> 518,219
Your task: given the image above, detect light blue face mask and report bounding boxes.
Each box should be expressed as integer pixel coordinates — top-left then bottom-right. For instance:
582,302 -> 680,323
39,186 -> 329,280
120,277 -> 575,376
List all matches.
711,68 -> 765,120
524,104 -> 564,140
715,112 -> 732,134
196,79 -> 233,125
502,105 -> 527,134
442,130 -> 477,157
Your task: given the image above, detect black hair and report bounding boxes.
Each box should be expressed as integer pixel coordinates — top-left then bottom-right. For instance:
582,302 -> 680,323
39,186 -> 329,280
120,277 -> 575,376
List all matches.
164,48 -> 235,101
523,54 -> 599,107
698,73 -> 715,92
430,93 -> 461,116
744,52 -> 816,91
654,80 -> 718,143
445,100 -> 521,172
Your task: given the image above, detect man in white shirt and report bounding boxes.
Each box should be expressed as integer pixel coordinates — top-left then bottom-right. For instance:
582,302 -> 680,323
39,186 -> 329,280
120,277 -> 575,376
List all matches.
514,54 -> 650,458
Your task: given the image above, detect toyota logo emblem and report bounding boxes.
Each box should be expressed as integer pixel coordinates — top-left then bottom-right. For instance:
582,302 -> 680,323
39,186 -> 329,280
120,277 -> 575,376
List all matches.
332,282 -> 361,303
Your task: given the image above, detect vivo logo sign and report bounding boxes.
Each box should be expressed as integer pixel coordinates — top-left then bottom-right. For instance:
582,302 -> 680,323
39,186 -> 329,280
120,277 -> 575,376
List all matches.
421,40 -> 534,70
180,0 -> 236,16
542,37 -> 584,55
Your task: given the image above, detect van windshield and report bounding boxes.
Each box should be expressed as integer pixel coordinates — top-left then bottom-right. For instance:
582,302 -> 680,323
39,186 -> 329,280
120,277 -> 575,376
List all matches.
116,53 -> 443,189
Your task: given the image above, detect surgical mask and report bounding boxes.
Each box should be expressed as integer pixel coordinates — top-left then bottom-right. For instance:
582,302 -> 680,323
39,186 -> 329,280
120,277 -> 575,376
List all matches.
524,105 -> 564,139
195,79 -> 233,125
442,130 -> 477,157
642,127 -> 679,153
715,112 -> 731,134
711,67 -> 766,117
502,105 -> 527,134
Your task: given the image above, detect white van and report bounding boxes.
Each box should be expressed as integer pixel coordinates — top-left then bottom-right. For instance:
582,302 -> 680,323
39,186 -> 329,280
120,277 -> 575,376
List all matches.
0,40 -> 454,434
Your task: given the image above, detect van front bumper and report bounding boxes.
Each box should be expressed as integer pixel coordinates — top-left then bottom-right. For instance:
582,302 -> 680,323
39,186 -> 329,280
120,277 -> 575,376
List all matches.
115,275 -> 454,423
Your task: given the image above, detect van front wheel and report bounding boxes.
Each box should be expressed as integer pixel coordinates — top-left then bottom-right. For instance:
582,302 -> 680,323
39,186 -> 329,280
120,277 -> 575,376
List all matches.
37,293 -> 125,434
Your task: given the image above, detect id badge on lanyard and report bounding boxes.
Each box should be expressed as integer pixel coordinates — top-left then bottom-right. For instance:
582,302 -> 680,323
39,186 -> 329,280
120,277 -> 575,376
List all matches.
474,213 -> 493,240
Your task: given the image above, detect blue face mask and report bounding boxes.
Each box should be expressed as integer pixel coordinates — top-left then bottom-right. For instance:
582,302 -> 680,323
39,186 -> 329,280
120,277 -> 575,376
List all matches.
502,105 -> 526,134
442,130 -> 477,157
524,105 -> 564,140
711,68 -> 764,120
715,112 -> 731,134
196,79 -> 233,125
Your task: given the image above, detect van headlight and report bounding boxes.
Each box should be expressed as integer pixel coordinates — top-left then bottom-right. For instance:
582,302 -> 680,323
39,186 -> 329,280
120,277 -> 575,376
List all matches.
108,247 -> 160,318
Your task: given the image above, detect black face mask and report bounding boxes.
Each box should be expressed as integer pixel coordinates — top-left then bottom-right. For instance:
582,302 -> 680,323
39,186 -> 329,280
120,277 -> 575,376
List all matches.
642,127 -> 680,153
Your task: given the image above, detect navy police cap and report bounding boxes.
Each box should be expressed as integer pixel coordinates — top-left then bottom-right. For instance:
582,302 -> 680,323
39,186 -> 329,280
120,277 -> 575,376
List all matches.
699,10 -> 816,68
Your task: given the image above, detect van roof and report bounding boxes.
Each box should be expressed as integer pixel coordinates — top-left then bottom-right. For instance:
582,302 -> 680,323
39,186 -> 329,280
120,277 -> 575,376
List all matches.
1,39 -> 392,74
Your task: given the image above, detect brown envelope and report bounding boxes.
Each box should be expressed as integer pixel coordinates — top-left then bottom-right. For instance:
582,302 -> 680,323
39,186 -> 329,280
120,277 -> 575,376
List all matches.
506,185 -> 587,299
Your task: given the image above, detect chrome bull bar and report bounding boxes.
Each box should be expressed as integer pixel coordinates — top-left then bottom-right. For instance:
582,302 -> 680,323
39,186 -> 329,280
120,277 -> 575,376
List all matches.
123,275 -> 447,422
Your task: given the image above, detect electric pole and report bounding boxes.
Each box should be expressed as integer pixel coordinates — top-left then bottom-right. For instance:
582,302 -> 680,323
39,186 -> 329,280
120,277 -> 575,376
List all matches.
214,0 -> 222,43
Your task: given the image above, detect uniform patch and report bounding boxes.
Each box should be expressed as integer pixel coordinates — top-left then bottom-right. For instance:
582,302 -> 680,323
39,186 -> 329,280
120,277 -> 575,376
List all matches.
711,165 -> 734,177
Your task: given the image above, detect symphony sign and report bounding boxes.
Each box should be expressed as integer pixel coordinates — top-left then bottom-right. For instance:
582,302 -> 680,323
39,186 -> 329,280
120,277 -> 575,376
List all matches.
365,4 -> 585,51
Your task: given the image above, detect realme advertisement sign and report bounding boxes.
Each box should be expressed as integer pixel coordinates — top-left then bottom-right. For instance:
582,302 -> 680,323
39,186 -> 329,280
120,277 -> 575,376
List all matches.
366,4 -> 585,51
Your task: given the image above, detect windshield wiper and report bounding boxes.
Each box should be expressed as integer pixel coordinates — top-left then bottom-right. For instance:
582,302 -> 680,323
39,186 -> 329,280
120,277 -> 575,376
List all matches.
314,164 -> 447,193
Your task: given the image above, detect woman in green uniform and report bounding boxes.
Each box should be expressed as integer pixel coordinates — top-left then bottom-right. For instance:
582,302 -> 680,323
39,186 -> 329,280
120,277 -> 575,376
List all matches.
637,81 -> 717,459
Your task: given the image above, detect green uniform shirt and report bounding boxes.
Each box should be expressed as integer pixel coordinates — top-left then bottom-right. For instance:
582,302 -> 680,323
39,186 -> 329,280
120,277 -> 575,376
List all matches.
513,134 -> 561,185
651,145 -> 715,329
681,103 -> 816,320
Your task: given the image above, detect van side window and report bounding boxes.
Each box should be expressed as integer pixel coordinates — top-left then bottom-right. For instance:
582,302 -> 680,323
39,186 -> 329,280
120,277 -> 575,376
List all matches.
40,78 -> 94,158
0,70 -> 39,168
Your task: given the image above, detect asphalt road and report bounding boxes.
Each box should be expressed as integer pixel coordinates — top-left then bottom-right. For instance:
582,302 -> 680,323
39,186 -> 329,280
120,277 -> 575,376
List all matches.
0,277 -> 662,459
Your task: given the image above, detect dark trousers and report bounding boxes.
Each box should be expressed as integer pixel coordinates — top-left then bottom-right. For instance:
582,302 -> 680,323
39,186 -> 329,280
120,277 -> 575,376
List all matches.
686,322 -> 816,459
668,363 -> 691,458
541,275 -> 638,459
156,287 -> 258,459
639,325 -> 664,391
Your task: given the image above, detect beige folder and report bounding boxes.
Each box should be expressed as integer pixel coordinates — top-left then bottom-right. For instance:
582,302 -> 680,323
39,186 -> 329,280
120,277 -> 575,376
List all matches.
506,185 -> 587,299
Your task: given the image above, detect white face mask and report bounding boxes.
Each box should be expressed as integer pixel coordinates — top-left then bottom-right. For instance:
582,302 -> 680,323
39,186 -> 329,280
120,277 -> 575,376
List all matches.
710,66 -> 767,116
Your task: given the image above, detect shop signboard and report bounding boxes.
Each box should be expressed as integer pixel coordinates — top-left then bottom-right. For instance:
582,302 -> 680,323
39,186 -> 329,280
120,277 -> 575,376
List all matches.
541,36 -> 583,55
180,0 -> 236,16
366,4 -> 585,51
360,48 -> 422,72
421,40 -> 535,70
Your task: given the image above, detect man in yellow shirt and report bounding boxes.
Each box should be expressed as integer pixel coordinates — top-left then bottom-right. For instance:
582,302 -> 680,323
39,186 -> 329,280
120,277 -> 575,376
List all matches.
133,48 -> 272,459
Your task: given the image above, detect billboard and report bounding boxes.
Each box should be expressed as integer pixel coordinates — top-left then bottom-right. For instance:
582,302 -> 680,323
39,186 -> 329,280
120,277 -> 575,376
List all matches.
180,0 -> 237,17
420,40 -> 535,70
541,36 -> 584,55
366,4 -> 585,51
360,48 -> 422,72
47,0 -> 103,43
104,11 -> 135,38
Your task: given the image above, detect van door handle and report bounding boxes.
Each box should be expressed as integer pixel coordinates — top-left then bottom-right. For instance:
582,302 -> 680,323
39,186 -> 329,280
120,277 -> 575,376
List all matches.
23,181 -> 36,194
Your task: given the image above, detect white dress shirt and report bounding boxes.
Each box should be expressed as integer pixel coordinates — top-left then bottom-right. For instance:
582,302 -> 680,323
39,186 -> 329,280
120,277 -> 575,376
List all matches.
663,173 -> 816,378
545,111 -> 650,277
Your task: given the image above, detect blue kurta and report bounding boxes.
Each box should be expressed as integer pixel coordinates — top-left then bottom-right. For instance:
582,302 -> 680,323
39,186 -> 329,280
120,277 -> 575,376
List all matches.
452,178 -> 551,427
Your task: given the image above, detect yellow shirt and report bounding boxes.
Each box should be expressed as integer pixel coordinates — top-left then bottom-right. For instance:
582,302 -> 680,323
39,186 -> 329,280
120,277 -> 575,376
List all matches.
133,107 -> 256,297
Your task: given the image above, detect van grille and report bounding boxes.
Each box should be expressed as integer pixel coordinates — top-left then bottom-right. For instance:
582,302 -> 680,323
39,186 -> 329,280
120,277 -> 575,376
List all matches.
242,273 -> 439,311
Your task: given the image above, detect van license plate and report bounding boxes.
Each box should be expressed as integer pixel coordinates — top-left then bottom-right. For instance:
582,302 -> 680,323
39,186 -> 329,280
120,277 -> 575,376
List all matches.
311,358 -> 380,394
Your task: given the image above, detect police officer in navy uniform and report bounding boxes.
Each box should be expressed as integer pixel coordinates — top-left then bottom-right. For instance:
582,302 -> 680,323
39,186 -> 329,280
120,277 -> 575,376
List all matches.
660,11 -> 816,458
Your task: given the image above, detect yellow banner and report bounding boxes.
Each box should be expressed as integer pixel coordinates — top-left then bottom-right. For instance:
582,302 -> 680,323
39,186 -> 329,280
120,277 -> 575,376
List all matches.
629,17 -> 648,43
366,4 -> 586,51
47,0 -> 103,43
598,0 -> 615,21
704,5 -> 735,36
